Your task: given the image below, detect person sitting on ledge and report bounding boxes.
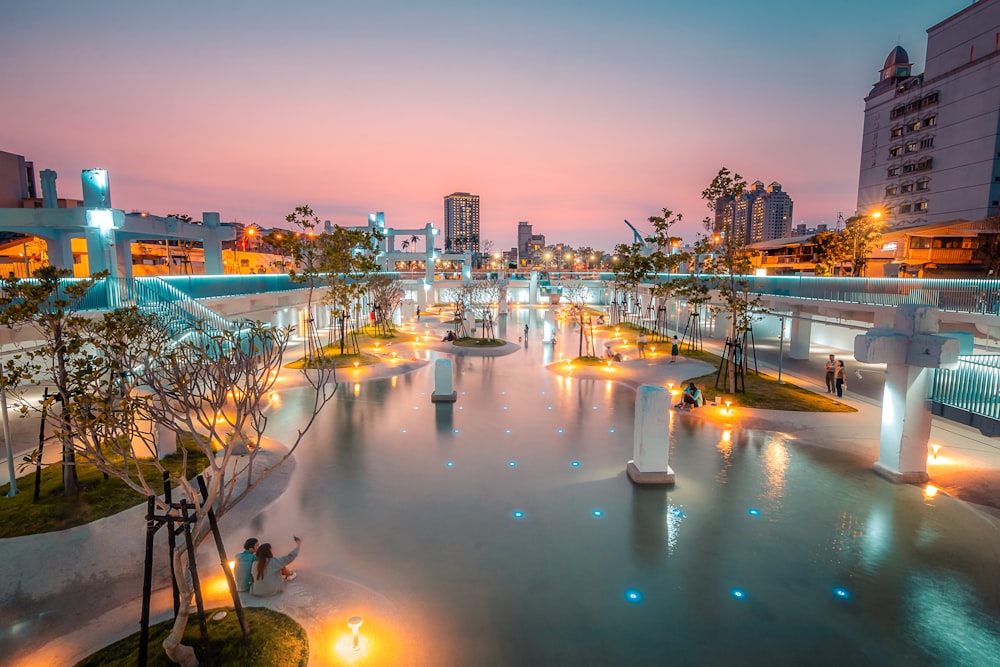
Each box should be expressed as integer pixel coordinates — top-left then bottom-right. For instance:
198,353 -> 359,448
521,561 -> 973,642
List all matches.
442,331 -> 456,342
678,382 -> 704,410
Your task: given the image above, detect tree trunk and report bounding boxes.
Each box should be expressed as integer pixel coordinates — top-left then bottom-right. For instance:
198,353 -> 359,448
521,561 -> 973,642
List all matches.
162,539 -> 199,666
54,322 -> 78,496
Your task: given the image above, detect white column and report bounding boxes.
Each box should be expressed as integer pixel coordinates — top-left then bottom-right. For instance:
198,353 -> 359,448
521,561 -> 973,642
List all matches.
788,310 -> 812,360
431,358 -> 457,403
627,384 -> 675,485
873,364 -> 932,483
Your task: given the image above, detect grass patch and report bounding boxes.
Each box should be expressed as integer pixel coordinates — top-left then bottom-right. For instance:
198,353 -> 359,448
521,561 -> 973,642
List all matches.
452,337 -> 506,348
286,326 -> 421,369
0,437 -> 210,538
682,349 -> 856,413
75,606 -> 307,667
571,356 -> 608,366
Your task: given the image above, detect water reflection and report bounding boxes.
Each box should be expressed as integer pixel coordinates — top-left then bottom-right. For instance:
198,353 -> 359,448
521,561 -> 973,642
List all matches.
251,309 -> 1000,666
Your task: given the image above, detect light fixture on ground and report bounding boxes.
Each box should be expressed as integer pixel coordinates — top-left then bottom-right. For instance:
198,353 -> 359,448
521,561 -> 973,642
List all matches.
348,615 -> 363,650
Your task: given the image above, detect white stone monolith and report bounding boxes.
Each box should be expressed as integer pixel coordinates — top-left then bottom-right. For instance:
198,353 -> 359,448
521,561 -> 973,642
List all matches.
627,384 -> 674,485
431,358 -> 457,403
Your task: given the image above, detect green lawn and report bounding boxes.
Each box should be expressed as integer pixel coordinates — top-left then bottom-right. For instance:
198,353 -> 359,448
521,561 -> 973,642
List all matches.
680,349 -> 856,412
0,438 -> 210,538
75,607 -> 308,667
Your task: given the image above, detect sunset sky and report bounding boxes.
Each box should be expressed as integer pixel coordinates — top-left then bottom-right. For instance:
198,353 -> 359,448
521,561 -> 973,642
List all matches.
0,0 -> 971,252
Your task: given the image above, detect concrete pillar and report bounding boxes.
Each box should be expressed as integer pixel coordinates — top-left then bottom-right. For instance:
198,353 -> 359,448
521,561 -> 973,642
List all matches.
713,309 -> 730,339
499,285 -> 509,316
873,364 -> 932,483
202,212 -> 225,275
788,310 -> 812,360
41,231 -> 74,272
113,234 -> 133,282
81,169 -> 111,208
40,169 -> 58,208
462,252 -> 472,281
855,305 -> 960,484
529,271 -> 539,305
626,384 -> 675,485
417,281 -> 429,310
431,358 -> 457,403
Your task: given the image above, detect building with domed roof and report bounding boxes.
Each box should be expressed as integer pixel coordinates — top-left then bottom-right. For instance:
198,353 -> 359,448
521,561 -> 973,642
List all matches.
856,0 -> 1000,229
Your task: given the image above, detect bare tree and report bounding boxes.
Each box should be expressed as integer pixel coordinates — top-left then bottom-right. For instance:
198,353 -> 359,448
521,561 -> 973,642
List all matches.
562,281 -> 596,357
470,277 -> 502,338
367,274 -> 404,335
71,317 -> 337,665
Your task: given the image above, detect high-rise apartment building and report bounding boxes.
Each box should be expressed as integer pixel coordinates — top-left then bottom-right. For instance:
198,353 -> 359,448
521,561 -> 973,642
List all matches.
517,221 -> 532,256
751,182 -> 794,243
716,180 -> 794,244
857,0 -> 1000,226
443,192 -> 480,253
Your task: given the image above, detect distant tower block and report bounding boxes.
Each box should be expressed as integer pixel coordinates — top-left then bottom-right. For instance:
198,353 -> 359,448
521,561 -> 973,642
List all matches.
627,385 -> 675,485
431,358 -> 457,403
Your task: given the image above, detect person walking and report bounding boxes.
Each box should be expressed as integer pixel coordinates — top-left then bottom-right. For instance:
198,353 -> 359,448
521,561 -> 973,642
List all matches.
637,333 -> 648,358
671,335 -> 679,363
835,360 -> 847,398
825,354 -> 836,393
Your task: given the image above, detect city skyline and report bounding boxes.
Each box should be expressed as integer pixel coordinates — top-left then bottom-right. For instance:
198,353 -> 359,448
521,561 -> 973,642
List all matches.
0,0 -> 971,252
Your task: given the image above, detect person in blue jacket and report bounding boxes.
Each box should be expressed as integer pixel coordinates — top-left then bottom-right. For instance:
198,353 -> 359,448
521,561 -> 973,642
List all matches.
233,538 -> 259,592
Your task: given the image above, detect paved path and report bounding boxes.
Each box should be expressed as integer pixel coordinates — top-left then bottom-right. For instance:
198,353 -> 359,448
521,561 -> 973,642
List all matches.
4,315 -> 1000,665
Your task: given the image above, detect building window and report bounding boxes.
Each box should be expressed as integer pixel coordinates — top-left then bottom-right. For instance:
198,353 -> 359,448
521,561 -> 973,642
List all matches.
903,163 -> 917,174
888,166 -> 901,177
890,146 -> 903,157
916,201 -> 928,212
900,204 -> 913,213
920,137 -> 934,149
891,127 -> 904,138
901,183 -> 914,193
910,237 -> 931,249
905,100 -> 922,113
906,120 -> 922,132
890,105 -> 905,119
885,206 -> 895,215
905,142 -> 918,153
886,186 -> 898,196
916,158 -> 933,171
917,179 -> 930,191
924,115 -> 937,127
923,92 -> 939,105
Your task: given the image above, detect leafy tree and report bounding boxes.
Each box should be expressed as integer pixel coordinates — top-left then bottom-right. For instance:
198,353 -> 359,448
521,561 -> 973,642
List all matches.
609,240 -> 652,327
843,214 -> 886,277
699,167 -> 764,393
810,230 -> 847,276
973,214 -> 1000,277
272,206 -> 382,356
644,209 -> 689,338
0,267 -> 110,496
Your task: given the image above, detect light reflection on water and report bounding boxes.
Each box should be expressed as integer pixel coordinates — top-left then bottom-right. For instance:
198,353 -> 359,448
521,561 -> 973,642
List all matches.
259,323 -> 1000,666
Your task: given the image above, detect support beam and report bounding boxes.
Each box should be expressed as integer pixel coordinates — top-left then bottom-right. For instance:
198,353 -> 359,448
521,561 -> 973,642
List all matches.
788,309 -> 812,360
